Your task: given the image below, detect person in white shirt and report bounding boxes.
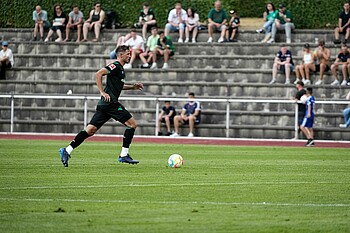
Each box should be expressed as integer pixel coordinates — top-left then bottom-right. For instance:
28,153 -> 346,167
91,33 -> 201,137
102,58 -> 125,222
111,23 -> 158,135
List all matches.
165,2 -> 187,43
185,8 -> 199,43
123,29 -> 145,69
0,41 -> 14,80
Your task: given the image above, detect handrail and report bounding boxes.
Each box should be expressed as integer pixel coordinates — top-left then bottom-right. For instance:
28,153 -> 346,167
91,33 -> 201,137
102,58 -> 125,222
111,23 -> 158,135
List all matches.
0,94 -> 348,138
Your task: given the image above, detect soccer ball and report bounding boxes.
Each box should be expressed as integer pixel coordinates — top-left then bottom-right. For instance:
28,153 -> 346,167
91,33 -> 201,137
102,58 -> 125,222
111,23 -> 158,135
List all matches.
168,154 -> 184,168
300,94 -> 308,104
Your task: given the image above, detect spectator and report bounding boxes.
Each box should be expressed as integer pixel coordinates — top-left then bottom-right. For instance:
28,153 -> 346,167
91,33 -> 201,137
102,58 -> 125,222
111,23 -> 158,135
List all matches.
334,1 -> 350,44
165,2 -> 187,43
256,2 -> 278,43
207,0 -> 228,43
171,92 -> 201,137
185,8 -> 199,43
293,81 -> 307,130
150,31 -> 175,69
300,87 -> 315,147
339,90 -> 350,128
294,43 -> 314,85
82,2 -> 105,42
269,46 -> 294,84
44,4 -> 67,42
32,5 -> 50,41
135,2 -> 157,42
330,44 -> 350,85
139,27 -> 159,68
122,29 -> 145,69
267,3 -> 295,44
305,40 -> 331,85
0,41 -> 14,80
158,101 -> 176,136
64,5 -> 84,42
225,9 -> 240,42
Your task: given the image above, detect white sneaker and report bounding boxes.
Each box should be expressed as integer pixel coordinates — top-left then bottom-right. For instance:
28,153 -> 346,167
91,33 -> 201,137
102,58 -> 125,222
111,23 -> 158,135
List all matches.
123,63 -> 132,69
192,38 -> 196,43
285,79 -> 291,84
315,80 -> 323,85
162,63 -> 169,69
269,79 -> 276,84
294,79 -> 300,84
339,124 -> 348,128
178,38 -> 183,43
331,80 -> 340,86
256,28 -> 264,33
44,38 -> 49,42
55,38 -> 62,42
184,38 -> 189,43
304,79 -> 311,85
267,38 -> 275,43
207,37 -> 213,43
286,38 -> 291,44
341,80 -> 347,86
218,37 -> 224,43
170,132 -> 180,137
142,63 -> 149,68
187,132 -> 194,137
150,63 -> 157,69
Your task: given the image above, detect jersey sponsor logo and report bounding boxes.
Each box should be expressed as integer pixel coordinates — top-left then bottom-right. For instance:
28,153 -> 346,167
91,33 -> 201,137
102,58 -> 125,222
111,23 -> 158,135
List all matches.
108,64 -> 116,70
121,79 -> 125,83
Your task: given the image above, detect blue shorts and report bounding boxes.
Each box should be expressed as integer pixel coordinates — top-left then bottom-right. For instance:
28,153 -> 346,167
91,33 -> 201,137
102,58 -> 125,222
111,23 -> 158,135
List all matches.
301,117 -> 314,128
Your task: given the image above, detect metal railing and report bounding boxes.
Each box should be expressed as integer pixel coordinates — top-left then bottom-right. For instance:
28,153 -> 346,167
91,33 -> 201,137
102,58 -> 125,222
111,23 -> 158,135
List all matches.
0,94 -> 348,139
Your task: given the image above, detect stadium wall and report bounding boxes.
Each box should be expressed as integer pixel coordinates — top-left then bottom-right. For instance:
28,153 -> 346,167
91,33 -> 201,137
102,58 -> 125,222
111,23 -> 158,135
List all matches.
0,0 -> 344,29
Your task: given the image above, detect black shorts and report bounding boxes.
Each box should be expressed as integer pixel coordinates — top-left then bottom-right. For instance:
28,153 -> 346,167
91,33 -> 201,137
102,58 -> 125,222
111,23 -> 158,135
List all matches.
161,117 -> 174,124
89,103 -> 132,129
315,64 -> 330,72
228,26 -> 239,34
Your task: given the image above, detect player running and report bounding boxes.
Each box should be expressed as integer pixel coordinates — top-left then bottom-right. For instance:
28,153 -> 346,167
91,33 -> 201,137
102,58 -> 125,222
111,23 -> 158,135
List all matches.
59,45 -> 143,167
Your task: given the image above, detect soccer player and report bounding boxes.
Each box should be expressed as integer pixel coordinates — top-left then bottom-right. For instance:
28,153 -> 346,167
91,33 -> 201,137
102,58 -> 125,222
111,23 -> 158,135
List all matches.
300,87 -> 315,147
59,45 -> 144,167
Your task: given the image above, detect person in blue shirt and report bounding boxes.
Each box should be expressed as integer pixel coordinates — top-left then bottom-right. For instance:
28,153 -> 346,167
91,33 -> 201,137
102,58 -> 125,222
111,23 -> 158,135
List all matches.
171,92 -> 201,137
300,87 -> 315,146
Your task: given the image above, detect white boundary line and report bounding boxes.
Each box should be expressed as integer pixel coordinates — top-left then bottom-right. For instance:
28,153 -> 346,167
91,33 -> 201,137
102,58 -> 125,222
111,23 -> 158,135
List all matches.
0,197 -> 349,207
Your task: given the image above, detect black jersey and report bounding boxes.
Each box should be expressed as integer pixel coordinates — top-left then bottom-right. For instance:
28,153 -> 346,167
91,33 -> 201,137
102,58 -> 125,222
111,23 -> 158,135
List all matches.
295,89 -> 306,113
98,61 -> 125,105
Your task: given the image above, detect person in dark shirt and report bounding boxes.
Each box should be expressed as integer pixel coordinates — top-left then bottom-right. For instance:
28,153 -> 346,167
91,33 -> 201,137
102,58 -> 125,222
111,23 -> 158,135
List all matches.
59,45 -> 144,167
334,1 -> 350,44
225,9 -> 240,42
157,101 -> 176,136
44,4 -> 67,42
330,44 -> 350,85
293,81 -> 307,128
269,46 -> 294,84
82,2 -> 105,42
135,2 -> 157,41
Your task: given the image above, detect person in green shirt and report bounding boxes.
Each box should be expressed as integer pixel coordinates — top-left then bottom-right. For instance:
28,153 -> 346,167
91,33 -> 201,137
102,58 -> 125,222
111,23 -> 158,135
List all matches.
256,3 -> 278,42
140,26 -> 160,68
150,31 -> 175,69
207,0 -> 228,43
267,3 -> 295,44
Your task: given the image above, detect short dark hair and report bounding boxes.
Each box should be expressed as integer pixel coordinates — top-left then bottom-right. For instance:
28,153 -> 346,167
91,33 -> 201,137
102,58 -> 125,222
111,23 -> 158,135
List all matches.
306,87 -> 313,94
188,92 -> 195,97
71,4 -> 78,10
164,101 -> 171,104
130,29 -> 137,33
151,26 -> 157,30
143,2 -> 149,7
115,45 -> 130,57
159,31 -> 164,35
296,81 -> 304,86
94,2 -> 101,6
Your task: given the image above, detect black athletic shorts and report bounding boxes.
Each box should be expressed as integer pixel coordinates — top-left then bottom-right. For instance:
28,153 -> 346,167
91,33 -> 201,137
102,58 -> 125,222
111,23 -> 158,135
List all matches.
315,64 -> 330,72
89,103 -> 132,129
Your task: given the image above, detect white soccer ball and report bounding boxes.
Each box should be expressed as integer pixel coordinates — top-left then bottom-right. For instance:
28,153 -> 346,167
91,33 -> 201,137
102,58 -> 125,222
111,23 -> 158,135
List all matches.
168,154 -> 184,168
300,94 -> 308,104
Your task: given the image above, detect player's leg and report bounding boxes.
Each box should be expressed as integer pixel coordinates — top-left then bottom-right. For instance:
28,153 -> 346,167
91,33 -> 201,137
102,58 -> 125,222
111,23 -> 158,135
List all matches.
270,62 -> 279,84
188,115 -> 196,137
64,23 -> 71,41
284,64 -> 291,84
164,116 -> 172,134
93,22 -> 101,41
82,22 -> 90,41
118,117 -> 139,164
76,24 -> 82,42
172,115 -> 182,135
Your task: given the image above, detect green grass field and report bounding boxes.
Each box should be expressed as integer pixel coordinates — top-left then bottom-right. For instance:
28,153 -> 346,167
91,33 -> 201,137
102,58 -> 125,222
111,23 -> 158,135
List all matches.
0,139 -> 349,233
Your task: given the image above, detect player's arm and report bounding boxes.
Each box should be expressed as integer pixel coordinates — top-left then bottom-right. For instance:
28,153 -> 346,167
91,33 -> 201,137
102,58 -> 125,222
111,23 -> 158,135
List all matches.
193,109 -> 200,117
307,104 -> 311,118
180,109 -> 187,119
95,68 -> 110,102
123,83 -> 144,90
168,110 -> 174,117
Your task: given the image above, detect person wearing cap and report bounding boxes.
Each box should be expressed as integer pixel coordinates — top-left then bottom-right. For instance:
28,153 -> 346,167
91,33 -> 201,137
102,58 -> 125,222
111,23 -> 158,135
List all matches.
269,46 -> 294,85
207,0 -> 228,43
334,1 -> 350,44
165,2 -> 187,43
330,44 -> 350,86
32,5 -> 51,41
294,43 -> 314,85
0,41 -> 14,80
225,9 -> 240,42
267,3 -> 295,44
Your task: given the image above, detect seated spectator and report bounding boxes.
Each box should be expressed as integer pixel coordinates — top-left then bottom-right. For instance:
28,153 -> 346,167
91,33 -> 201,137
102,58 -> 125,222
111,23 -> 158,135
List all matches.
171,92 -> 201,137
44,4 -> 67,42
334,1 -> 350,44
32,5 -> 50,41
109,33 -> 133,60
64,5 -> 84,42
256,2 -> 278,43
82,2 -> 105,42
304,40 -> 331,85
165,2 -> 187,43
269,46 -> 294,84
0,41 -> 14,80
267,3 -> 295,44
294,43 -> 314,85
150,31 -> 175,69
185,8 -> 199,43
139,27 -> 159,68
135,2 -> 157,42
207,0 -> 228,43
122,30 -> 145,69
331,44 -> 350,85
157,101 -> 176,136
225,9 -> 240,42
339,91 -> 350,128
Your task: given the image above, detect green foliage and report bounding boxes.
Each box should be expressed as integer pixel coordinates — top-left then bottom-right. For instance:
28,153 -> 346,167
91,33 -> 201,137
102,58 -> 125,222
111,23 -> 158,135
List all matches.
0,0 -> 346,29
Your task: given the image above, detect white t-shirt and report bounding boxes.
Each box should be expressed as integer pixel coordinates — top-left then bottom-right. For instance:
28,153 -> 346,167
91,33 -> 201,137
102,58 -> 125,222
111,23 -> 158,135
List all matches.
168,8 -> 188,24
303,52 -> 313,64
0,48 -> 14,66
124,35 -> 145,51
187,13 -> 199,25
